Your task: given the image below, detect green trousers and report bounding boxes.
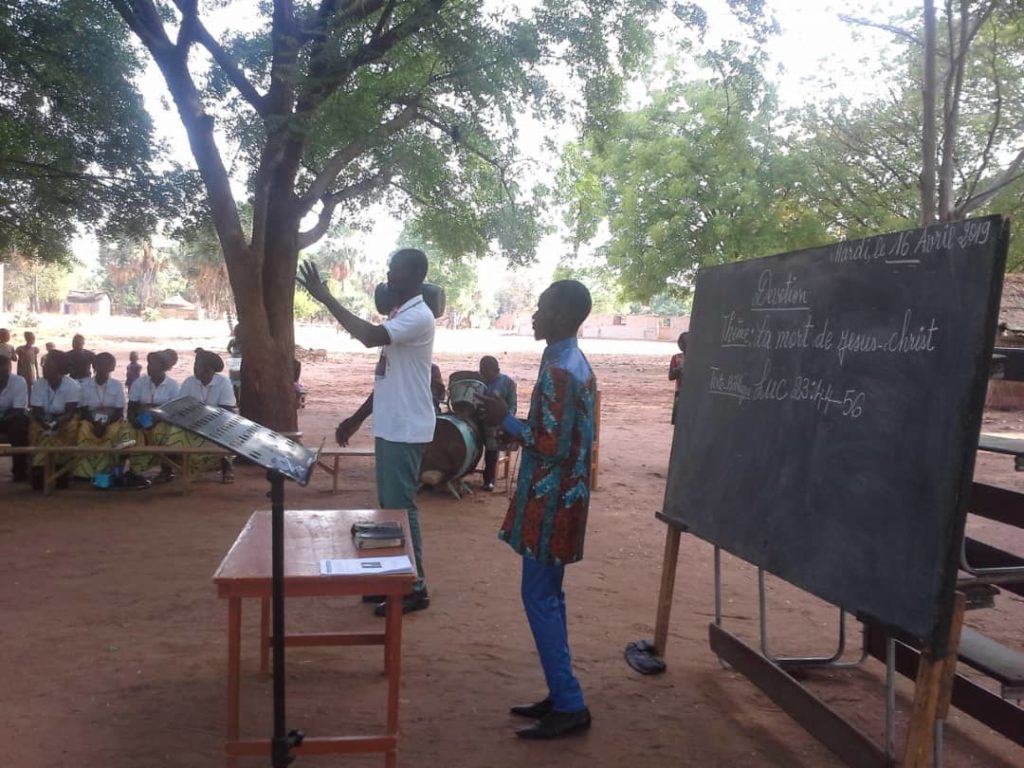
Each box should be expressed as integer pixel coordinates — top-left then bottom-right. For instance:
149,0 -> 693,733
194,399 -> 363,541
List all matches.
375,438 -> 428,592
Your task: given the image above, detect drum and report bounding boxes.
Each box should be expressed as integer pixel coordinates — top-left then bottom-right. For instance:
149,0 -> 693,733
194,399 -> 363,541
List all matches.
419,415 -> 483,487
447,372 -> 485,422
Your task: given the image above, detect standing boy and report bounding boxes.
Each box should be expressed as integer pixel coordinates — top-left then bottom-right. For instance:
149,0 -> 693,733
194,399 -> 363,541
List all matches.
0,329 -> 16,362
125,351 -> 142,389
67,334 -> 95,384
483,279 -> 596,740
16,331 -> 40,386
668,331 -> 687,425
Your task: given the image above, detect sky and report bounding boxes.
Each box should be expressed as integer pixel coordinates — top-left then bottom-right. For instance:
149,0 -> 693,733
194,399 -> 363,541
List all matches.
76,0 -> 921,284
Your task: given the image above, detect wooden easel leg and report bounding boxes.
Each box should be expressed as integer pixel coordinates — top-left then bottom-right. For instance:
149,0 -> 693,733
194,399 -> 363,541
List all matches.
901,593 -> 966,768
652,524 -> 682,656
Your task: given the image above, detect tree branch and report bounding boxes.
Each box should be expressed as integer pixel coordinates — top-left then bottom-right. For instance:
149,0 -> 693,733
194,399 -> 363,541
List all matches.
965,24 -> 1003,203
389,178 -> 432,208
265,0 -> 303,115
299,0 -> 390,40
417,109 -> 517,205
371,0 -> 398,40
297,0 -> 447,115
839,14 -> 921,47
176,4 -> 269,114
298,100 -> 421,212
174,0 -> 198,54
957,149 -> 1024,217
110,0 -> 247,259
109,0 -> 175,57
297,168 -> 394,249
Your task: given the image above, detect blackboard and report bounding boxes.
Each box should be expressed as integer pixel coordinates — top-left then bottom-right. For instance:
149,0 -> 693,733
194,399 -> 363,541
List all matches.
663,215 -> 1009,646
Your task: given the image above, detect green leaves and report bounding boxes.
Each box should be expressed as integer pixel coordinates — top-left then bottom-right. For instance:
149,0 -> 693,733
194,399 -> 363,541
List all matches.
0,0 -> 192,260
559,51 -> 828,302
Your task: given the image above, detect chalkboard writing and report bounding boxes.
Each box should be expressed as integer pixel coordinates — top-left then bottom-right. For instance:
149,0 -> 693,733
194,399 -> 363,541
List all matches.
662,216 -> 1008,646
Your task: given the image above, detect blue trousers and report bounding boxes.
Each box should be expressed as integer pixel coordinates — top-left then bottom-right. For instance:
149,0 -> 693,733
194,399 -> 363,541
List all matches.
375,438 -> 427,593
521,557 -> 586,712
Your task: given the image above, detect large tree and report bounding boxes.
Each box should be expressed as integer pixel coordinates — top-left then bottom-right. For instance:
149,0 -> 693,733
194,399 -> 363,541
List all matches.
558,48 -> 828,302
830,1 -> 1024,237
97,238 -> 179,314
0,0 -> 191,261
106,0 -> 683,429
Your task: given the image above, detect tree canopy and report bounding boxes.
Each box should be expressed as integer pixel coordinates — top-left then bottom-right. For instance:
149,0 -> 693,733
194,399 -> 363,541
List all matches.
558,48 -> 828,302
800,1 -> 1024,266
559,2 -> 1024,298
0,0 -> 193,261
102,0 -> 708,428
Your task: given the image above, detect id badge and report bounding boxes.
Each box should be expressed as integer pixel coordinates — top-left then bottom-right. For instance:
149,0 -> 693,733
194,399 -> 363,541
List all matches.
375,350 -> 387,378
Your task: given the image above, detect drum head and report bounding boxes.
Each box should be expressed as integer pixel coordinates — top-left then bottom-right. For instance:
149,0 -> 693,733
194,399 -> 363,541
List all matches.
448,375 -> 485,422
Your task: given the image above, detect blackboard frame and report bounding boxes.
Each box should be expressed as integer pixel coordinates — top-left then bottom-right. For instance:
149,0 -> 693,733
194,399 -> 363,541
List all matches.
661,216 -> 1009,649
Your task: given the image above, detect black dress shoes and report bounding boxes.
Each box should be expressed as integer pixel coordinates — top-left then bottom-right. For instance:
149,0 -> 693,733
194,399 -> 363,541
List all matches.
509,698 -> 553,719
516,707 -> 591,739
374,590 -> 430,616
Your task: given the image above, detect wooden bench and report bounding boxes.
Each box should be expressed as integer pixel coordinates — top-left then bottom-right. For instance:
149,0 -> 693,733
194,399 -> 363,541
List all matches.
315,446 -> 375,493
0,445 -> 231,495
2,443 -> 380,495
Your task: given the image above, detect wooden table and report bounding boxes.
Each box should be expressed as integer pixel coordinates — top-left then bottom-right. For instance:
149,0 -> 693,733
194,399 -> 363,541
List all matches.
212,509 -> 416,766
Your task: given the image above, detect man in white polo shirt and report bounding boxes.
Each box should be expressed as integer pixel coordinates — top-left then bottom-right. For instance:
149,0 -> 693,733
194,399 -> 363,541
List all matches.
298,248 -> 436,614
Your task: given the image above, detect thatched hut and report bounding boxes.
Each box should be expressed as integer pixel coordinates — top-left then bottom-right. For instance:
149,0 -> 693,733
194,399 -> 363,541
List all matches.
159,294 -> 201,320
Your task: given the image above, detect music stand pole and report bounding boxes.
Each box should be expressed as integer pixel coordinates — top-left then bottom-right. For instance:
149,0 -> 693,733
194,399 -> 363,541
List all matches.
269,469 -> 302,767
149,397 -> 317,766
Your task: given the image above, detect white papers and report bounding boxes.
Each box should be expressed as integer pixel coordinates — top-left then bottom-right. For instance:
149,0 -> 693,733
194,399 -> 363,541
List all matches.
319,555 -> 414,576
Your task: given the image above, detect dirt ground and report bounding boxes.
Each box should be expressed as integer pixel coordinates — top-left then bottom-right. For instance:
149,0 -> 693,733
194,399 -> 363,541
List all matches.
2,330 -> 1023,768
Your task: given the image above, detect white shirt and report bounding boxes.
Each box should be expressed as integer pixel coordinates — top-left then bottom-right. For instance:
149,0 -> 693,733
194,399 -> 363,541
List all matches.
372,295 -> 436,443
128,375 -> 180,405
30,376 -> 81,416
80,377 -> 127,410
180,374 -> 236,407
0,373 -> 29,411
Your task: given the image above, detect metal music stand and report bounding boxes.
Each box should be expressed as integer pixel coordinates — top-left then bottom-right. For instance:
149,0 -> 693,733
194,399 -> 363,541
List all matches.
154,396 -> 318,768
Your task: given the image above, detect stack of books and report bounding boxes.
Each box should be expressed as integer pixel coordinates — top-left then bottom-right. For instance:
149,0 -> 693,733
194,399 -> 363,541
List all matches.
351,520 -> 405,550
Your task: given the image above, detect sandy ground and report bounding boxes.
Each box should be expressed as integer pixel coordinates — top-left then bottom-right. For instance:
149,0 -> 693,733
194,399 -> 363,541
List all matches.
1,321 -> 1023,768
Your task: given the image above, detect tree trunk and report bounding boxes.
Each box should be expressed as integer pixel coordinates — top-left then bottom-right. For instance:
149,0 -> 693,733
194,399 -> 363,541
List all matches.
920,0 -> 938,225
225,213 -> 300,434
238,326 -> 298,432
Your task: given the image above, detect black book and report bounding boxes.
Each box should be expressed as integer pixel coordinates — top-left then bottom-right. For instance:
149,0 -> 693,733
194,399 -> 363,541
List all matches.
351,520 -> 405,549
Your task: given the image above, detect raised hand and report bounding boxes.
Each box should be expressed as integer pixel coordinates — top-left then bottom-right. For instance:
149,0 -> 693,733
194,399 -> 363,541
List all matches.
296,259 -> 333,305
